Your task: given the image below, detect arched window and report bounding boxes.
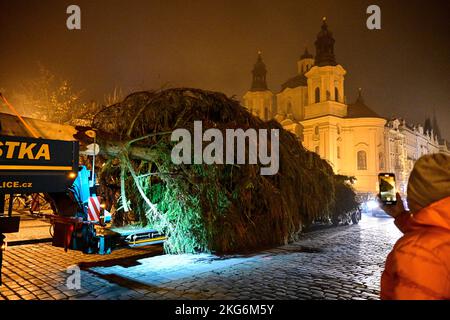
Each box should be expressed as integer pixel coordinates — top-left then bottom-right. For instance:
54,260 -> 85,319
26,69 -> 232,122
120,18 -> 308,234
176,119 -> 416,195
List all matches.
315,145 -> 320,155
335,87 -> 339,102
264,107 -> 269,120
357,151 -> 367,170
379,152 -> 385,170
315,87 -> 320,103
337,146 -> 341,159
326,90 -> 331,101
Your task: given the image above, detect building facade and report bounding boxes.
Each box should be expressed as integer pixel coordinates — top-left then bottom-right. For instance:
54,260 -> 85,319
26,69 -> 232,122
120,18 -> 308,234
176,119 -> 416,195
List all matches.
384,117 -> 449,195
243,18 -> 450,195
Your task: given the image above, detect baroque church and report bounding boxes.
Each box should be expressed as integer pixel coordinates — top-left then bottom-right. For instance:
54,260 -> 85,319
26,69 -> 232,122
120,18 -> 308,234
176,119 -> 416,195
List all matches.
243,18 -> 450,195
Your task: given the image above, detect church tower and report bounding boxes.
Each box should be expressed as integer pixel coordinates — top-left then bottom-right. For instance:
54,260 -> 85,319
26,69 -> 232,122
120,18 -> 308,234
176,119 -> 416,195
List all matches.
298,47 -> 314,74
243,52 -> 274,121
300,18 -> 349,170
304,17 -> 347,119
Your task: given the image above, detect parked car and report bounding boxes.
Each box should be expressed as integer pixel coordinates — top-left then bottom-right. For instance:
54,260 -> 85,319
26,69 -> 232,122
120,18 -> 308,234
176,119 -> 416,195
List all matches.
362,199 -> 392,218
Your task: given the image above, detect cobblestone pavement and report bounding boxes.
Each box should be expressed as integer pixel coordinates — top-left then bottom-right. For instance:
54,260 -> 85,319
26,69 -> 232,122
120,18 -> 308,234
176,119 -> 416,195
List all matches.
0,214 -> 402,300
5,211 -> 53,243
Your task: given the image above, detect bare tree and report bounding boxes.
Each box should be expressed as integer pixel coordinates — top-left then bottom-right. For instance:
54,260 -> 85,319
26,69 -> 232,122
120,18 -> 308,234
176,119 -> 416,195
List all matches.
13,65 -> 85,124
5,65 -> 125,126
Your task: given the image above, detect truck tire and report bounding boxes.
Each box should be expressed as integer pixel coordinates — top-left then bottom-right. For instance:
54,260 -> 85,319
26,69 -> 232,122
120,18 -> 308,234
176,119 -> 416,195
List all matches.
352,210 -> 361,224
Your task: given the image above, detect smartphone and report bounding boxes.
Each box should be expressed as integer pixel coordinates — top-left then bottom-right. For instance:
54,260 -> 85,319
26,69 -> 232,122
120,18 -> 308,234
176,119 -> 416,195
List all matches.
378,173 -> 397,205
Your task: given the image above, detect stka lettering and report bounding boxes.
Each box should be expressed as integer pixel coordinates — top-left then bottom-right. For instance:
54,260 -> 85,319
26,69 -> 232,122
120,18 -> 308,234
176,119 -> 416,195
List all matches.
0,141 -> 50,160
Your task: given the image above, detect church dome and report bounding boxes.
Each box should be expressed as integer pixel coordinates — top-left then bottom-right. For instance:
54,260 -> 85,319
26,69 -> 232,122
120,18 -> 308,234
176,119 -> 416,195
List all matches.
281,74 -> 307,90
346,89 -> 382,118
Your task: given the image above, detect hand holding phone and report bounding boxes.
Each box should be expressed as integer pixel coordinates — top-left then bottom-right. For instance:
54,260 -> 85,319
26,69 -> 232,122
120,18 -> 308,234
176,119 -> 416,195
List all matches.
378,173 -> 397,205
378,192 -> 406,218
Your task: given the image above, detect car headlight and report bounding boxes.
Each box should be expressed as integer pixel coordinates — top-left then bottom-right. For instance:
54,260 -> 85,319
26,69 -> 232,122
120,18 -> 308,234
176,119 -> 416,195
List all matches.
367,200 -> 379,210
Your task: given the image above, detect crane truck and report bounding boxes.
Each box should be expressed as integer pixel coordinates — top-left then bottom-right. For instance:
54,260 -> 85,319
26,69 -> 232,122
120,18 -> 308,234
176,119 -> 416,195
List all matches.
0,112 -> 165,286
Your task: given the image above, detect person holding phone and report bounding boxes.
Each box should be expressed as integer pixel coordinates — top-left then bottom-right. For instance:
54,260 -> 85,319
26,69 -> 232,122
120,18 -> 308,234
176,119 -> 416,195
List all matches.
378,153 -> 450,300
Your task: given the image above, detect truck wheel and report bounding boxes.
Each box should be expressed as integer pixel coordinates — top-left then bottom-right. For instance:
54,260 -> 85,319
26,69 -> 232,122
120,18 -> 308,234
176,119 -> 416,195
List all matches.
345,215 -> 352,225
352,211 -> 360,224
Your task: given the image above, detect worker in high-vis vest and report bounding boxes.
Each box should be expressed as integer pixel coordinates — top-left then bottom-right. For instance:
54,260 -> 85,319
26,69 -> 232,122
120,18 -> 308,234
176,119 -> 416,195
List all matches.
380,153 -> 450,300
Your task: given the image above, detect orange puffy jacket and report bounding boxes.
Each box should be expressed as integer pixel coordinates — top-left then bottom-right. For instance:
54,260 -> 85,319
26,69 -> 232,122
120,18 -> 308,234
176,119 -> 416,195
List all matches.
381,196 -> 450,300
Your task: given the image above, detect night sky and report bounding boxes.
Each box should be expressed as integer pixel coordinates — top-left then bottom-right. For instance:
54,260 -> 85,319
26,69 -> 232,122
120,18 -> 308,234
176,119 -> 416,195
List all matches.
1,0 -> 449,140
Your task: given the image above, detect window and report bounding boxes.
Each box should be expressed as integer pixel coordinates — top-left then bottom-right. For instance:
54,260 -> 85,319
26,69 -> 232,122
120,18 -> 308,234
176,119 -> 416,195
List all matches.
287,102 -> 293,115
337,146 -> 341,159
326,90 -> 331,101
315,146 -> 320,155
264,107 -> 269,120
379,152 -> 385,170
335,87 -> 339,102
357,151 -> 367,170
314,126 -> 319,135
315,87 -> 320,103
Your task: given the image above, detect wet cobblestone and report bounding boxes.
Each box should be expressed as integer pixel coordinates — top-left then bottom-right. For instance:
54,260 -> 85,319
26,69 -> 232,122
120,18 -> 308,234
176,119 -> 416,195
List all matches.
0,214 -> 401,300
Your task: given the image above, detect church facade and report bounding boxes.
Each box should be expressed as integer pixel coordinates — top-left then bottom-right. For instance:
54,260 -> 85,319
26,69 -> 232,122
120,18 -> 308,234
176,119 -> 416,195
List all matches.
243,18 -> 450,195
